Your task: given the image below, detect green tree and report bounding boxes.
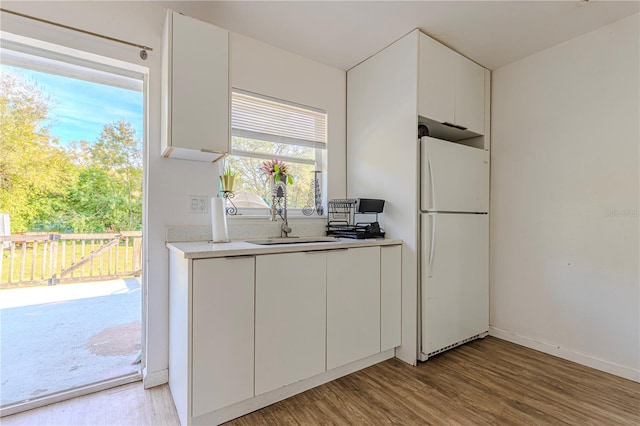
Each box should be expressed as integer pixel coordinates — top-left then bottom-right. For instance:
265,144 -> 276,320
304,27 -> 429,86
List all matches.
90,120 -> 142,231
0,70 -> 77,232
64,168 -> 129,232
228,137 -> 316,208
61,121 -> 142,232
0,70 -> 143,234
90,120 -> 142,170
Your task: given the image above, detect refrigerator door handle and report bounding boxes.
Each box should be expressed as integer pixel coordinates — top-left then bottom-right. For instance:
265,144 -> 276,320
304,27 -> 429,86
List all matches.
427,149 -> 435,210
428,214 -> 436,277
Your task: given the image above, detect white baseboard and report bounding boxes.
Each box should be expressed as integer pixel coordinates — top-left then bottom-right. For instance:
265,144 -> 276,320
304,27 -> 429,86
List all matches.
143,368 -> 169,389
489,326 -> 639,383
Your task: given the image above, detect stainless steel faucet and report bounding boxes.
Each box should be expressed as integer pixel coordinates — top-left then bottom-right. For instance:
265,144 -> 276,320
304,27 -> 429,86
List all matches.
272,181 -> 292,237
281,220 -> 292,238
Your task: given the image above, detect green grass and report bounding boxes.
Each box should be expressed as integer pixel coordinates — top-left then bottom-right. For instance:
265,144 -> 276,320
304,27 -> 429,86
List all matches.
1,239 -> 140,288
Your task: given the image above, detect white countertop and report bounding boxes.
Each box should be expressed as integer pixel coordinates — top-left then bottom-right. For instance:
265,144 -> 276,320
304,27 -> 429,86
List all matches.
167,238 -> 403,259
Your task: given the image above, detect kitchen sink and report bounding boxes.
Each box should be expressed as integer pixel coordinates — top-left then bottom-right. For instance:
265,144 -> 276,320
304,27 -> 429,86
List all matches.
247,236 -> 340,245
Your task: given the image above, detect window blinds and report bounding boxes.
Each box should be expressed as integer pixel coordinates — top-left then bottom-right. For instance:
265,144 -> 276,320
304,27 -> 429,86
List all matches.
231,89 -> 327,149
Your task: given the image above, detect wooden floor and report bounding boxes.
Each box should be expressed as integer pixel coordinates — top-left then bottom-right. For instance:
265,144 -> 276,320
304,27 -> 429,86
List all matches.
3,337 -> 639,425
1,382 -> 179,426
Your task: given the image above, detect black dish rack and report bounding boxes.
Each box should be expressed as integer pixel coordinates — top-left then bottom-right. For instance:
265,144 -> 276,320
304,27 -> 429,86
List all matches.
326,199 -> 385,239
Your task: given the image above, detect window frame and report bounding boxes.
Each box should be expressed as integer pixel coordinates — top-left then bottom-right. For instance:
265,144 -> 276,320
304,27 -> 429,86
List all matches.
228,88 -> 328,216
0,29 -> 148,417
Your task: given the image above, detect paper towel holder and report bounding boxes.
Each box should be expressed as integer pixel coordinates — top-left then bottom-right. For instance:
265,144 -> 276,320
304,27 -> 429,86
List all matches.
211,196 -> 230,243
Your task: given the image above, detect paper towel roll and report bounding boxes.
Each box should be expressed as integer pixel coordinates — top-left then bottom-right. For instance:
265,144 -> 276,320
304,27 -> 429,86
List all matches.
211,197 -> 230,243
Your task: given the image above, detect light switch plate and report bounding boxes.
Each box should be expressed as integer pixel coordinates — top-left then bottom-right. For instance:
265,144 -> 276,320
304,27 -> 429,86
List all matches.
188,195 -> 209,214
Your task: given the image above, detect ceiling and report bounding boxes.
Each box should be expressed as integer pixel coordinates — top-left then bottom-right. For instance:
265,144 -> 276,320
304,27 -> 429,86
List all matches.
154,1 -> 640,70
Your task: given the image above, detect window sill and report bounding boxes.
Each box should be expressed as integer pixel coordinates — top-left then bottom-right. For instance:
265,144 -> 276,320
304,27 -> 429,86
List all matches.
227,214 -> 327,221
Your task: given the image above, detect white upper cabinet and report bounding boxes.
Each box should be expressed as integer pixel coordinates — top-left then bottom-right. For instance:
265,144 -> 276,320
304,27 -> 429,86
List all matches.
419,33 -> 486,135
418,36 -> 456,126
161,10 -> 229,162
454,54 -> 486,136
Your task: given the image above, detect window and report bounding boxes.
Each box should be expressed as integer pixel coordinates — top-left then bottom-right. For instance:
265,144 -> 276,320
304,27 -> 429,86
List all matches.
228,89 -> 327,212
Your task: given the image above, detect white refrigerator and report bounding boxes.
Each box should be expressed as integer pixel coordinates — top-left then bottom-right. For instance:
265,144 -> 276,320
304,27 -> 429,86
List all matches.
419,136 -> 489,360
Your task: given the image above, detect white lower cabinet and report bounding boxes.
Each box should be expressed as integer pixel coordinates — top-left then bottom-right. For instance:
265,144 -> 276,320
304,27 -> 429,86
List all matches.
327,247 -> 381,370
381,245 -> 402,351
192,257 -> 255,417
255,252 -> 327,395
168,242 -> 401,425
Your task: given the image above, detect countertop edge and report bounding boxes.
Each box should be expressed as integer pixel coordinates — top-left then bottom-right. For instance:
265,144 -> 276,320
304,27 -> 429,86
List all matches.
166,238 -> 403,259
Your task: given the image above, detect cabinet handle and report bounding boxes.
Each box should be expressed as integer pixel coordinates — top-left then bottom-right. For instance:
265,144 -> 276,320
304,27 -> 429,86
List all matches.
224,255 -> 255,260
442,122 -> 468,131
305,248 -> 348,254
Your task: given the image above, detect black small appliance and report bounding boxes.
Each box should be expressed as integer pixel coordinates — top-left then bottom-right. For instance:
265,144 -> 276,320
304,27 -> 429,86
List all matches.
326,198 -> 385,239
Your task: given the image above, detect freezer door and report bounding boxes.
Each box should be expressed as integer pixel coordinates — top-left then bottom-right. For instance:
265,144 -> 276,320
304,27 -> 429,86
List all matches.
421,136 -> 489,212
421,213 -> 488,356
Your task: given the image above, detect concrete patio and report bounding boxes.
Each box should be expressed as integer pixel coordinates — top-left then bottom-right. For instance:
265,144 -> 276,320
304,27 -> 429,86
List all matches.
0,278 -> 141,407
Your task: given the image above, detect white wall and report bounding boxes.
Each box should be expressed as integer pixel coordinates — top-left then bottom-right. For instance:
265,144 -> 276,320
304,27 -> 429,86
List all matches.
1,1 -> 346,387
490,14 -> 639,381
230,33 -> 346,200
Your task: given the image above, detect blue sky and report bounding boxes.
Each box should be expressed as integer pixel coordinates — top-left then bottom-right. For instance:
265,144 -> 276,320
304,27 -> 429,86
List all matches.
3,64 -> 143,147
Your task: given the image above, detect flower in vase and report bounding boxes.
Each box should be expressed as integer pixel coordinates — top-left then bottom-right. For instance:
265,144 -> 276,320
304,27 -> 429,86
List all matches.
258,158 -> 294,184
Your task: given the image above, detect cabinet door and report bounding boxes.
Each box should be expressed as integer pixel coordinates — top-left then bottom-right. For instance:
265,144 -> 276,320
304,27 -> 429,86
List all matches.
327,247 -> 381,370
192,257 -> 254,416
418,33 -> 455,125
381,245 -> 402,351
164,11 -> 229,159
455,54 -> 485,135
255,252 -> 326,395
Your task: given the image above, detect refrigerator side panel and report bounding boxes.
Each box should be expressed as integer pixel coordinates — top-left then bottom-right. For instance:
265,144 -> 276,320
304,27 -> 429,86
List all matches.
420,137 -> 489,212
421,213 -> 489,356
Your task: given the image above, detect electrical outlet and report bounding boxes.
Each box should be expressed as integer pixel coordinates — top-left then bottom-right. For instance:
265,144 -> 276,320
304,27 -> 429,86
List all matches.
189,195 -> 209,214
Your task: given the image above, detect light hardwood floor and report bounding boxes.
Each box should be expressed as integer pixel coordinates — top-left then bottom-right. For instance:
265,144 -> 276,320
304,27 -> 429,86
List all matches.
1,381 -> 179,426
3,337 -> 639,425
